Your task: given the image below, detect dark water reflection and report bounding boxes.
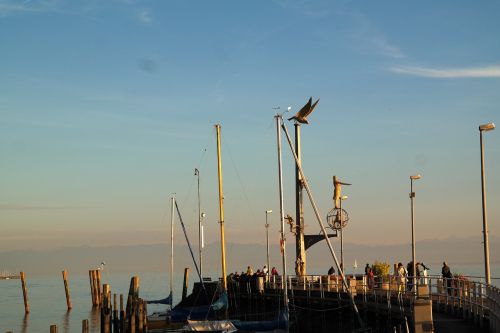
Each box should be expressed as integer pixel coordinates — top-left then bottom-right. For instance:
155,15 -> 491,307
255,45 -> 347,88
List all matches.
89,306 -> 100,333
21,314 -> 29,333
62,311 -> 70,333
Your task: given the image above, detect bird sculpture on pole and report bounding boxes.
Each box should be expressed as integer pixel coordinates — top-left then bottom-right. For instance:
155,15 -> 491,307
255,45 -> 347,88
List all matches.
288,97 -> 319,124
333,176 -> 351,209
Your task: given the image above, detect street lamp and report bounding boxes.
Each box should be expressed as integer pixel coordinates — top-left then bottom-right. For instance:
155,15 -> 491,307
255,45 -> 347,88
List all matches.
265,210 -> 273,275
410,174 -> 421,294
339,196 -> 348,271
479,122 -> 495,285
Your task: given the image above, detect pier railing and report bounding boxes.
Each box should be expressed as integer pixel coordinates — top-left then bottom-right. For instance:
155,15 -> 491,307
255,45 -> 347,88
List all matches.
244,274 -> 500,332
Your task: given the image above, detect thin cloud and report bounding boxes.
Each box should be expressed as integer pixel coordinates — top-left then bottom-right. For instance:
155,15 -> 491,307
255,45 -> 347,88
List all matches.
369,36 -> 405,59
0,0 -> 62,16
138,9 -> 152,23
390,65 -> 500,78
0,204 -> 80,211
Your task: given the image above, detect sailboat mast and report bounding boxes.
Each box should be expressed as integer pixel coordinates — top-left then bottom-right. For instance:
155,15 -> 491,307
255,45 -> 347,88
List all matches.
215,124 -> 227,291
195,168 -> 203,280
170,196 -> 175,306
275,115 -> 288,308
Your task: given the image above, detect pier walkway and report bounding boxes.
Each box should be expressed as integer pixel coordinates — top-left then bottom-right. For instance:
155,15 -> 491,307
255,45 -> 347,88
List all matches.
228,274 -> 500,332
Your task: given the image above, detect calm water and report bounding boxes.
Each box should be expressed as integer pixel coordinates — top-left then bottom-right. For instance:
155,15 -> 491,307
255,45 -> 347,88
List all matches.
1,265 -> 499,332
0,271 -> 192,333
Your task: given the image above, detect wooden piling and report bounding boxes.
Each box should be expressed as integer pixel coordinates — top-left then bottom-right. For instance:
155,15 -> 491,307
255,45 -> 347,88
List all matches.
62,270 -> 72,310
91,270 -> 99,306
88,270 -> 95,306
102,284 -> 111,333
20,271 -> 30,314
50,325 -> 58,333
82,319 -> 89,333
130,308 -> 136,333
143,300 -> 148,332
120,294 -> 126,333
96,270 -> 102,305
182,268 -> 189,301
138,299 -> 144,333
113,293 -> 119,333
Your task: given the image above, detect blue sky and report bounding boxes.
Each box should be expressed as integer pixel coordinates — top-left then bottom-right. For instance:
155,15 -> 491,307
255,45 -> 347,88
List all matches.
1,0 -> 499,256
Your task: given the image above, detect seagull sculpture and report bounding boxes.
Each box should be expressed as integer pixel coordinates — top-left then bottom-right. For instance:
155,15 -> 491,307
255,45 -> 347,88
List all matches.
288,97 -> 319,124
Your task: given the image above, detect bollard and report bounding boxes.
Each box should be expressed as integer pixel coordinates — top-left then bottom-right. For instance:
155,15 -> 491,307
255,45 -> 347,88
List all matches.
20,271 -> 30,314
62,270 -> 72,310
50,325 -> 58,333
82,319 -> 89,333
182,268 -> 190,301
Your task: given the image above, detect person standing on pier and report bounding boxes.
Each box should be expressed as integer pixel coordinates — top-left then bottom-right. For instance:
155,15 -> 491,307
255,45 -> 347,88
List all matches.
397,263 -> 407,293
406,261 -> 414,291
442,262 -> 453,295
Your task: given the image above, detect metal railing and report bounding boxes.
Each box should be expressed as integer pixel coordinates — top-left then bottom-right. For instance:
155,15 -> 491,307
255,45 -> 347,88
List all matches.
256,274 -> 500,332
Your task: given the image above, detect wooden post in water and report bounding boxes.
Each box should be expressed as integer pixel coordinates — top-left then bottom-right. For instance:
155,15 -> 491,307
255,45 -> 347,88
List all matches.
82,319 -> 89,333
88,270 -> 95,306
91,270 -> 99,306
20,271 -> 30,314
96,270 -> 102,306
129,308 -> 136,333
182,268 -> 189,301
113,293 -> 119,333
62,270 -> 72,310
50,325 -> 58,333
102,284 -> 111,333
143,300 -> 148,332
137,300 -> 144,333
120,294 -> 126,333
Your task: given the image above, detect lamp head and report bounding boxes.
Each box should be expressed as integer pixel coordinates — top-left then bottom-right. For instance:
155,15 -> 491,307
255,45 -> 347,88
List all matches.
410,174 -> 421,180
479,122 -> 495,132
340,195 -> 348,200
266,210 -> 273,214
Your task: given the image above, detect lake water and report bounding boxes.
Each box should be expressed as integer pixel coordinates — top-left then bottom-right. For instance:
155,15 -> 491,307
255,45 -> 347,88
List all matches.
0,271 -> 190,333
1,265 -> 499,332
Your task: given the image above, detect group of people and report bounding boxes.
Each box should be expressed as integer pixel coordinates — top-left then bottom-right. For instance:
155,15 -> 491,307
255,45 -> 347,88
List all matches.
228,265 -> 279,282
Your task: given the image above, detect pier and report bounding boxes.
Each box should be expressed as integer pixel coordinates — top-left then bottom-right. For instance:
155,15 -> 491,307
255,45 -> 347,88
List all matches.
224,274 -> 500,332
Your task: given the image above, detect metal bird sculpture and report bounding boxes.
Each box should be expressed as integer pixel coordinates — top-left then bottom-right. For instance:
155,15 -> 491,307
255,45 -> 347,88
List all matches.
288,97 -> 319,124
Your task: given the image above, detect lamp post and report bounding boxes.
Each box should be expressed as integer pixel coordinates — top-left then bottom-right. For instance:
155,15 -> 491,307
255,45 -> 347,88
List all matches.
410,174 -> 421,294
265,210 -> 273,275
339,196 -> 348,271
479,122 -> 495,285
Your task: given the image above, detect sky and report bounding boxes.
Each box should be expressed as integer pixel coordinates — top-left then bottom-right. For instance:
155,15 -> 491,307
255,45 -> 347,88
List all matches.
1,0 -> 500,266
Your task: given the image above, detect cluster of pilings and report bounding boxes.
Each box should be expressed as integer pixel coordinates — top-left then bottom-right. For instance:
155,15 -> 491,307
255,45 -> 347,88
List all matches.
91,274 -> 149,333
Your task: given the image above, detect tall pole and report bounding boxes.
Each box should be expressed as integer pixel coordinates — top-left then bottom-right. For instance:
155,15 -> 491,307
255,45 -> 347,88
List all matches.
410,174 -> 420,294
479,123 -> 495,285
215,124 -> 227,290
170,196 -> 175,307
265,210 -> 272,276
275,115 -> 288,309
294,124 -> 306,276
195,168 -> 203,279
340,199 -> 344,271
